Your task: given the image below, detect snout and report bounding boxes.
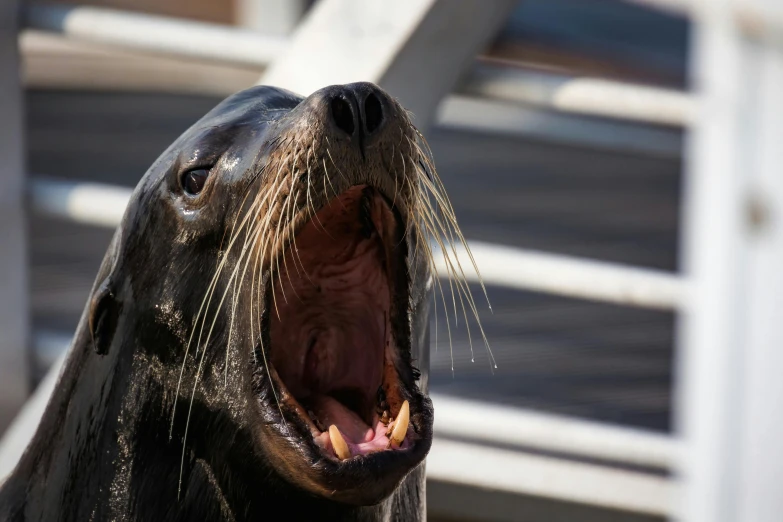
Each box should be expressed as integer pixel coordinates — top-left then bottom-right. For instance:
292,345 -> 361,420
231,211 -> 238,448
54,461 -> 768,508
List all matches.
328,82 -> 388,139
300,82 -> 404,159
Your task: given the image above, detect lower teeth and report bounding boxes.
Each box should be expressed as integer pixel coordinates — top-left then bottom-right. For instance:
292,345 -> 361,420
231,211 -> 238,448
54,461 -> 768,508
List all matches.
329,425 -> 352,460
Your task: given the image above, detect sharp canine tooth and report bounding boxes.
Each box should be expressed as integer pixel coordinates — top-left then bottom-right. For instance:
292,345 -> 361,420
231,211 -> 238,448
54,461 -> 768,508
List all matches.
390,401 -> 410,447
329,425 -> 351,460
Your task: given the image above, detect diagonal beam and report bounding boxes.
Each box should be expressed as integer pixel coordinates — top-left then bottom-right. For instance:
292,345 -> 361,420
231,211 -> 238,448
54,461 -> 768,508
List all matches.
260,0 -> 518,129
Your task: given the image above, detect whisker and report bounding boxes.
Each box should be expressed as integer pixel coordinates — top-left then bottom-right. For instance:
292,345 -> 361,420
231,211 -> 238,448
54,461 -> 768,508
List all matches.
419,188 -> 497,370
410,137 -> 492,312
179,204 -> 271,497
403,128 -> 497,371
415,226 -> 454,376
306,143 -> 333,238
324,139 -> 350,185
322,157 -> 346,209
170,190 -> 263,439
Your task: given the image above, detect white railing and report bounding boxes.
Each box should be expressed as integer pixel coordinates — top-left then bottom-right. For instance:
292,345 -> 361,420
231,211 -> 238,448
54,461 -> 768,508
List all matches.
432,393 -> 675,469
433,241 -> 682,310
0,339 -> 676,517
6,3 -> 694,515
22,170 -> 682,512
29,177 -> 684,311
463,64 -> 693,127
22,3 -> 692,129
19,174 -> 683,517
427,439 -> 672,517
29,177 -> 132,228
13,1 -> 783,520
24,4 -> 286,67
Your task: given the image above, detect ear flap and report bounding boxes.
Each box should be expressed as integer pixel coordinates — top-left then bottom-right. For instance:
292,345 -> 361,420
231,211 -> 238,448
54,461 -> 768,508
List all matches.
88,279 -> 122,356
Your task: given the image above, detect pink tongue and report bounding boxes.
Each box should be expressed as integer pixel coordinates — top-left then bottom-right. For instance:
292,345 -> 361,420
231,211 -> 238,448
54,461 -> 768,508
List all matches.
308,395 -> 373,444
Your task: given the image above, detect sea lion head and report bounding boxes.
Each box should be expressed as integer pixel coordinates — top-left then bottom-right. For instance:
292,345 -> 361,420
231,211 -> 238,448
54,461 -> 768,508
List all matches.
102,82 -> 462,508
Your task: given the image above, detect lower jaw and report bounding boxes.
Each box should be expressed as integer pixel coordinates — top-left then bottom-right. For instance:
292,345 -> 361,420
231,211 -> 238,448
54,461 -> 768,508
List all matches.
259,346 -> 416,462
250,359 -> 434,505
306,394 -> 413,460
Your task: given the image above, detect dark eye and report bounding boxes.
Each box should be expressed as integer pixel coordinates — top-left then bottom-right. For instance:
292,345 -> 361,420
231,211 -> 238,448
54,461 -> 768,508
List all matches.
182,168 -> 210,196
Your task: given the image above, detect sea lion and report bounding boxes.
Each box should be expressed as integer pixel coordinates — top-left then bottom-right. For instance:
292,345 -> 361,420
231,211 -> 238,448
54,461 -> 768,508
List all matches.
0,82 -> 484,521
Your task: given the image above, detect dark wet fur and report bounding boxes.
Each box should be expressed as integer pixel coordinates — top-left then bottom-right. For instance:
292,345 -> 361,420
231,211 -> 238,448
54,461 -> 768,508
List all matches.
0,86 -> 433,521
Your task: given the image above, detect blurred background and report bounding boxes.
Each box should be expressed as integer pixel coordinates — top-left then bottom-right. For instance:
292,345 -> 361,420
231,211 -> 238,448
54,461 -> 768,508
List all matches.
1,0 -> 781,521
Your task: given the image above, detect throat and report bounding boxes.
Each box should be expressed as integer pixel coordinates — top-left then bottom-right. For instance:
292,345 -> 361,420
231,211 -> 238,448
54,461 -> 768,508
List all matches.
267,185 -> 410,458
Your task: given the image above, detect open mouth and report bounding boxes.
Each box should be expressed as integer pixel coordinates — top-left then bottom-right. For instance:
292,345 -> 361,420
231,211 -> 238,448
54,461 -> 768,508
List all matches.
262,184 -> 421,466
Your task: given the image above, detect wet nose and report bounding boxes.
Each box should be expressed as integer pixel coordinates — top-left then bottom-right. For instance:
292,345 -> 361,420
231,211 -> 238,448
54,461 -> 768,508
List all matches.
328,82 -> 387,141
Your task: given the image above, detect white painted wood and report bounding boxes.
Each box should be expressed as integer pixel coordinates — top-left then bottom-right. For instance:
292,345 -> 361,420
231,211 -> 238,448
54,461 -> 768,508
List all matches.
734,35 -> 783,522
21,5 -> 696,129
24,4 -> 287,68
235,0 -> 309,36
0,0 -> 29,435
1,343 -> 676,517
28,178 -> 685,310
438,96 -> 683,157
677,1 -> 783,521
20,30 -> 261,96
461,64 -> 694,127
432,393 -> 677,469
432,240 -> 683,311
260,0 -> 517,129
29,177 -> 132,228
676,3 -> 745,520
427,439 -> 673,517
623,0 -> 783,47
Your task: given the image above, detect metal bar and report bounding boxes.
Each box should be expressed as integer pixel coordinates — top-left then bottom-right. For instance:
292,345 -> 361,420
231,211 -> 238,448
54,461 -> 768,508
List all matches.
732,33 -> 783,521
235,0 -> 309,36
24,4 -> 287,68
20,4 -> 696,129
29,177 -> 132,227
4,339 -> 678,477
461,64 -> 694,127
427,439 -> 673,517
20,30 -> 260,96
29,177 -> 685,310
675,2 -> 747,521
426,480 -> 664,522
433,239 -> 683,310
30,1 -> 783,63
19,35 -> 686,153
3,337 -> 675,517
20,29 -> 694,139
438,95 -> 684,158
676,1 -> 783,521
432,393 -> 676,469
260,0 -> 518,129
0,0 -> 29,435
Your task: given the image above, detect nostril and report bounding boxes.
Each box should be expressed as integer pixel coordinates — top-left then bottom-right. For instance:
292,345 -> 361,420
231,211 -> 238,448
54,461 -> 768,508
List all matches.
331,97 -> 355,136
364,93 -> 383,134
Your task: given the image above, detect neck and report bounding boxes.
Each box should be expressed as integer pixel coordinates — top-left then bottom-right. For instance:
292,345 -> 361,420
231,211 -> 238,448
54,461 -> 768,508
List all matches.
0,316 -> 141,519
